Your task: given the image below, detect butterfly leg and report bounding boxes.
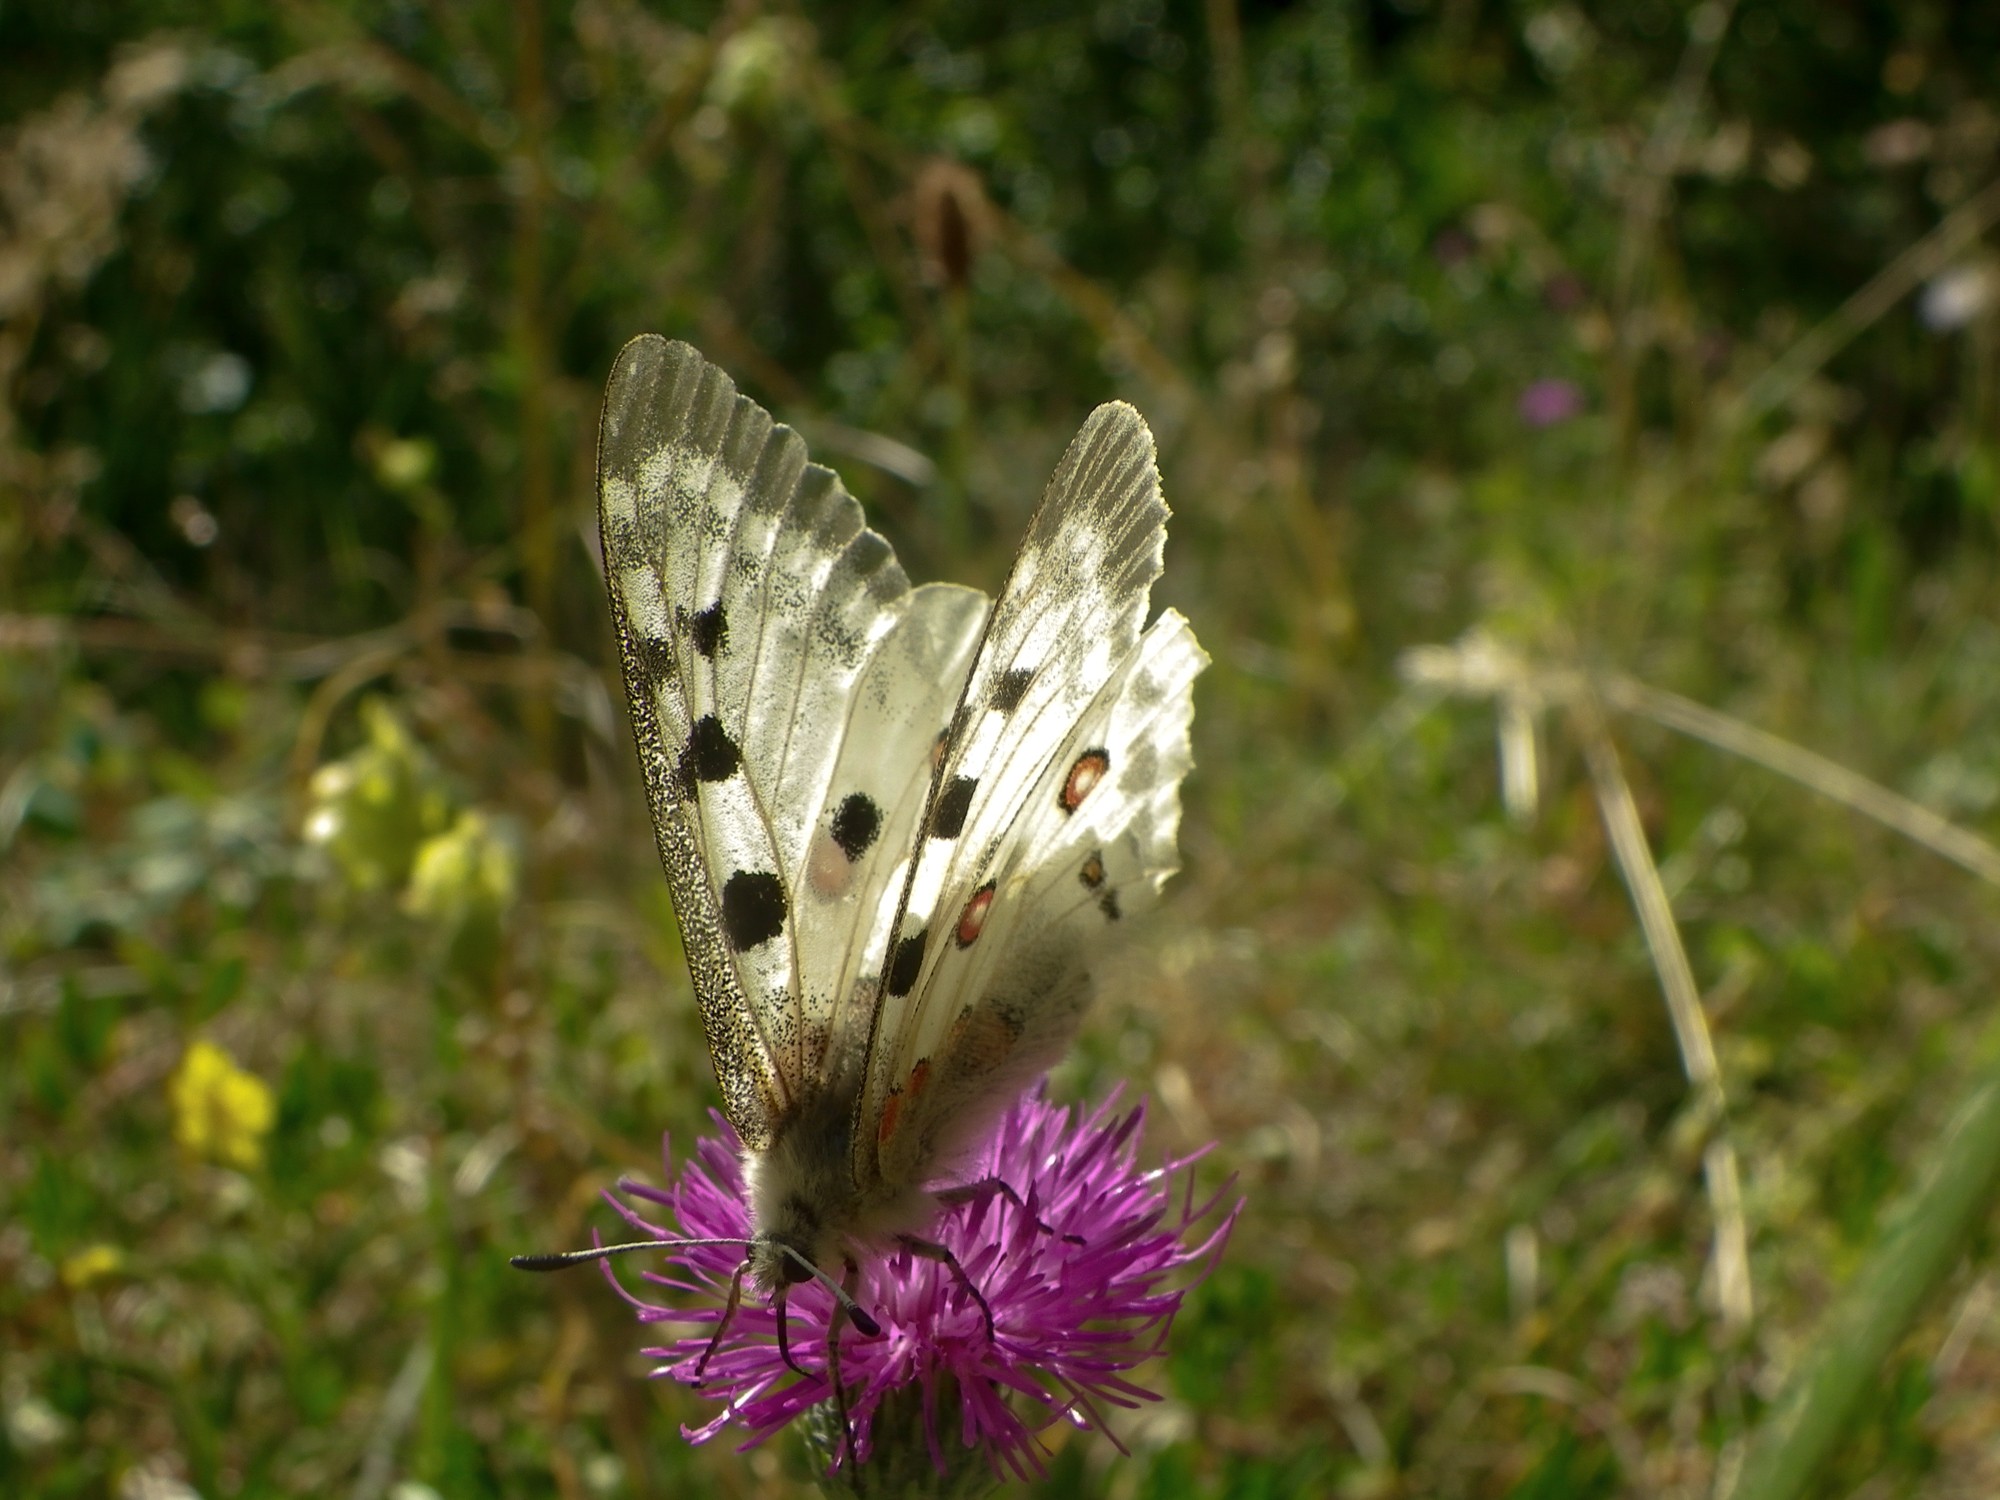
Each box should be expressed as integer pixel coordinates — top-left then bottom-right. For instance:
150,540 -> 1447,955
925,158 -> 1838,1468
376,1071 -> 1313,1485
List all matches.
773,1284 -> 812,1379
691,1256 -> 749,1386
825,1255 -> 861,1473
894,1233 -> 996,1343
935,1176 -> 1087,1245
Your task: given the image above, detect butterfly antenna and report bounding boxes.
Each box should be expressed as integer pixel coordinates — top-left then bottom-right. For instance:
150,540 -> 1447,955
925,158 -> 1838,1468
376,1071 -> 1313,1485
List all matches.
510,1236 -> 753,1272
779,1246 -> 883,1338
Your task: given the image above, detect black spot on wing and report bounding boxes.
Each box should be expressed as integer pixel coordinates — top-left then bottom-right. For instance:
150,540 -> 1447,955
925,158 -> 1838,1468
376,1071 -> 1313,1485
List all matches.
629,631 -> 675,684
721,870 -> 787,950
887,928 -> 928,996
830,792 -> 882,861
1079,853 -> 1118,919
930,776 -> 976,839
991,666 -> 1034,712
679,715 -> 742,786
689,601 -> 728,658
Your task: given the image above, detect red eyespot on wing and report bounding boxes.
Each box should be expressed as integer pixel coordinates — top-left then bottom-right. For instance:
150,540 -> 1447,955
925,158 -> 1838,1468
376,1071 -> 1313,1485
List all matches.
955,880 -> 996,947
877,1086 -> 905,1146
942,1002 -> 1020,1079
1061,749 -> 1110,813
806,832 -> 856,898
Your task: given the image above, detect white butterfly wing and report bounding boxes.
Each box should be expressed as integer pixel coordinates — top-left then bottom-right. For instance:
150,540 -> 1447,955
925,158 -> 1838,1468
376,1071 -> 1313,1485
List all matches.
875,612 -> 1205,1186
855,401 -> 1206,1183
599,341 -> 1202,1186
596,336 -> 974,1145
793,581 -> 987,1065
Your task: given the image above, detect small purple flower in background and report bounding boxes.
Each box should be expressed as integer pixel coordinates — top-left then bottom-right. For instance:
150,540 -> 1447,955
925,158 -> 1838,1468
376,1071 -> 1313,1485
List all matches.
1517,377 -> 1586,428
1432,227 -> 1476,267
599,1087 -> 1237,1486
1540,272 -> 1588,314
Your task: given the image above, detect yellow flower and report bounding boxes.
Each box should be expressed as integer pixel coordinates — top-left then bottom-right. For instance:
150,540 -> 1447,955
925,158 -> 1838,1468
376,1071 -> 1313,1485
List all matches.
60,1243 -> 125,1289
302,699 -> 454,892
403,808 -> 519,926
169,1039 -> 275,1170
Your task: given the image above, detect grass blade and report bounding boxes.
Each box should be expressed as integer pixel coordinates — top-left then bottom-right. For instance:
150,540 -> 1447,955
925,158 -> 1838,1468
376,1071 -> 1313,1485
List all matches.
1727,1046 -> 2000,1500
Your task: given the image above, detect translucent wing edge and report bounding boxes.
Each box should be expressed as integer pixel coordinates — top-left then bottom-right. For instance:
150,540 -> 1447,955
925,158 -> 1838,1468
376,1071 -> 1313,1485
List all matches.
597,334 -> 792,1149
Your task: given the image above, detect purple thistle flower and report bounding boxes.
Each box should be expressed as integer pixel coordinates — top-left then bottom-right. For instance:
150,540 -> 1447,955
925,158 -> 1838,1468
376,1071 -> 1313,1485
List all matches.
1517,376 -> 1587,428
598,1087 -> 1237,1484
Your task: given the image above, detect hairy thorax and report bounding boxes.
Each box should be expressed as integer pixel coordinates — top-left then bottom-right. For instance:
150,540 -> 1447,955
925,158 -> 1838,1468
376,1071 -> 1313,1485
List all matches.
742,1081 -> 933,1292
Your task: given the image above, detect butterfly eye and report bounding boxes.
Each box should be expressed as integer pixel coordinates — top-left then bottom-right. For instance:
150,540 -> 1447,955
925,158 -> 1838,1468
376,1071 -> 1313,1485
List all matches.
777,1254 -> 815,1287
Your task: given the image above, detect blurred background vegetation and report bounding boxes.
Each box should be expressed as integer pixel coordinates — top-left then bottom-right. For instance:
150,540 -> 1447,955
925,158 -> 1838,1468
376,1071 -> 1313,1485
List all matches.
7,1 -> 2000,1495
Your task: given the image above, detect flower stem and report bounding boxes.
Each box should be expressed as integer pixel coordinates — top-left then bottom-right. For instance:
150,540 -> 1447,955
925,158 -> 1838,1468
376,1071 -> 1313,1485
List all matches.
800,1378 -> 1003,1500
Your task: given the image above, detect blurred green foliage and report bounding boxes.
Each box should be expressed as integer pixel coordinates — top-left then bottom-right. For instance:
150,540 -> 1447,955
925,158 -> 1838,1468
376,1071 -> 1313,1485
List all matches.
7,0 -> 2000,1496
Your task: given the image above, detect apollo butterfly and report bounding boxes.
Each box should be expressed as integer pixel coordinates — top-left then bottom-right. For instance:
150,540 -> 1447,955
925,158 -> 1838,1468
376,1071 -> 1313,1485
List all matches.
516,337 -> 1205,1428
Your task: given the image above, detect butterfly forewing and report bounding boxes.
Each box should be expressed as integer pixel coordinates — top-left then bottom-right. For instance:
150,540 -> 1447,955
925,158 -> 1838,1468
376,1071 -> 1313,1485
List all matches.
793,582 -> 988,1069
598,336 -> 947,1140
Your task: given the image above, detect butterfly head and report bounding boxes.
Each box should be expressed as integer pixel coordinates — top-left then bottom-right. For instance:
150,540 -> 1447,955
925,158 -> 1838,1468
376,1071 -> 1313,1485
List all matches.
741,1091 -> 874,1293
745,1171 -> 846,1294
749,1228 -> 822,1291
747,1223 -> 884,1338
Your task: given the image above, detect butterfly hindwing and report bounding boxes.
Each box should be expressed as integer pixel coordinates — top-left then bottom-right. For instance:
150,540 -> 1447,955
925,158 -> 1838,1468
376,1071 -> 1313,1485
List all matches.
855,401 -> 1202,1186
874,608 -> 1205,1187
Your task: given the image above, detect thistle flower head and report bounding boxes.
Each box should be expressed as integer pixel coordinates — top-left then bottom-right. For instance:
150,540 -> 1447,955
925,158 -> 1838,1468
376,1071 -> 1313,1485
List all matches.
601,1087 -> 1237,1483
